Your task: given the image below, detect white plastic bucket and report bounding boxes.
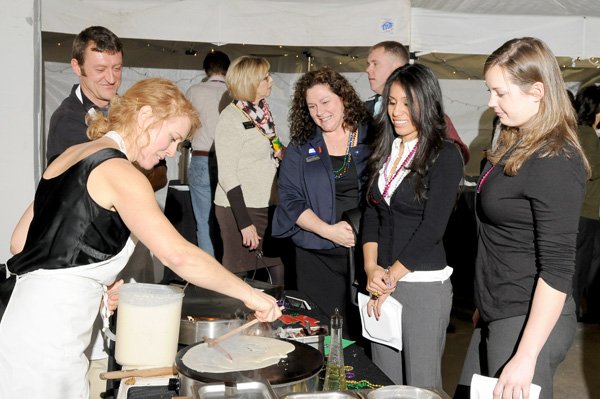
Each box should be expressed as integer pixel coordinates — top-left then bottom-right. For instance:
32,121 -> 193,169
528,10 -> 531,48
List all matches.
115,283 -> 184,368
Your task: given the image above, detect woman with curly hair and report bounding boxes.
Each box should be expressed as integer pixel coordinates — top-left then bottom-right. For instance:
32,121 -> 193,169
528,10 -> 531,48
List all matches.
362,63 -> 464,388
273,67 -> 371,329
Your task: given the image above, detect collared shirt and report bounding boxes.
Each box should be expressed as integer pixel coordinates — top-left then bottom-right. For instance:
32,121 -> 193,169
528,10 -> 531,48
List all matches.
373,94 -> 383,116
186,76 -> 229,152
75,85 -> 108,117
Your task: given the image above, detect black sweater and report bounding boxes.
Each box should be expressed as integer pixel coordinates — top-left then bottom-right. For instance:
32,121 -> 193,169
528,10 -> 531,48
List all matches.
362,141 -> 464,271
46,84 -> 97,163
475,151 -> 586,322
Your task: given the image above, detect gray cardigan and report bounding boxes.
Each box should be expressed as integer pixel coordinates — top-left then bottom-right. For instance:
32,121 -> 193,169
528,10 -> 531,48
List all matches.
214,103 -> 278,216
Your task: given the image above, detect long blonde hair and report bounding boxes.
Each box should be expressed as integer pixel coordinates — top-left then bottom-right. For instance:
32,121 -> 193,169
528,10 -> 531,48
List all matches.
485,37 -> 589,176
87,78 -> 200,158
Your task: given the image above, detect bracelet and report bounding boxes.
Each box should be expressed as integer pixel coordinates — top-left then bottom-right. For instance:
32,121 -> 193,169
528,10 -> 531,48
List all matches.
384,267 -> 394,288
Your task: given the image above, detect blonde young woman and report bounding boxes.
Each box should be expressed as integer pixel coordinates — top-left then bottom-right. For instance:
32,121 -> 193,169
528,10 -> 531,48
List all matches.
456,38 -> 589,399
0,78 -> 281,399
214,56 -> 285,285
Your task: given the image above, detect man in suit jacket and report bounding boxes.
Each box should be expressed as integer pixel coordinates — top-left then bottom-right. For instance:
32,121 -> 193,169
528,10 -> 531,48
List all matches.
365,41 -> 470,162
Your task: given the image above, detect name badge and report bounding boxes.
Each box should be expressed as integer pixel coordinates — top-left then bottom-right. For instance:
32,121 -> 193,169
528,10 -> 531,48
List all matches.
242,121 -> 254,130
305,155 -> 320,163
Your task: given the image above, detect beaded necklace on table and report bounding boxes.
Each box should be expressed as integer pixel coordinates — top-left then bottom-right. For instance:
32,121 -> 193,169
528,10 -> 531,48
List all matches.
332,130 -> 357,179
369,140 -> 418,205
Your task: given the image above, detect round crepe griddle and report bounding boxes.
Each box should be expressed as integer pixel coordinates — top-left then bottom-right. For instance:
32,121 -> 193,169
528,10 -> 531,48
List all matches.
175,338 -> 323,385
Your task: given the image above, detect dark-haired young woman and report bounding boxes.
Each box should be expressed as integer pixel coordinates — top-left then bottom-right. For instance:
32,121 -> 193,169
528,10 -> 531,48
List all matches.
362,63 -> 464,389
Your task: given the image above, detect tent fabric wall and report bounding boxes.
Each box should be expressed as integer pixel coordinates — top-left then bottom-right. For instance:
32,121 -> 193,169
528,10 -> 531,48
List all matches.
41,0 -> 600,59
43,61 -> 504,180
0,0 -> 40,263
42,62 -> 375,193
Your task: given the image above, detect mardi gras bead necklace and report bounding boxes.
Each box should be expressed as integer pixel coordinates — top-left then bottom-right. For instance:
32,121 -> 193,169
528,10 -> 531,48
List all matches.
369,141 -> 418,205
333,130 -> 357,179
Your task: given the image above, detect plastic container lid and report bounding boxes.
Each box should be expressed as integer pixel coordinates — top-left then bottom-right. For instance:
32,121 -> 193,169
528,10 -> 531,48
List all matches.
119,283 -> 184,306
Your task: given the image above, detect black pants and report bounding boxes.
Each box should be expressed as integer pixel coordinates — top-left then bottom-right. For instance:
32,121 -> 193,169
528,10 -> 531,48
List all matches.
573,216 -> 600,318
295,246 -> 363,339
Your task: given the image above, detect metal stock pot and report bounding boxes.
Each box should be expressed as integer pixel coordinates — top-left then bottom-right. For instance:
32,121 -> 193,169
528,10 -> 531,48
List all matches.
179,315 -> 244,345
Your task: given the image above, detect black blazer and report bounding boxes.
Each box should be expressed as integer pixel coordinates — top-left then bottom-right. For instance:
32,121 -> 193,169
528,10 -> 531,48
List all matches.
273,123 -> 371,250
362,141 -> 463,271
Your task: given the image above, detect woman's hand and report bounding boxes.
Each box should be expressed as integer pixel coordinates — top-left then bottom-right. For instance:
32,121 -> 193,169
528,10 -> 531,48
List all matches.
105,279 -> 124,315
325,221 -> 355,248
491,279 -> 563,399
367,292 -> 392,319
275,147 -> 286,160
472,308 -> 480,328
243,288 -> 282,322
241,224 -> 261,250
365,265 -> 395,319
365,265 -> 395,297
493,352 -> 537,399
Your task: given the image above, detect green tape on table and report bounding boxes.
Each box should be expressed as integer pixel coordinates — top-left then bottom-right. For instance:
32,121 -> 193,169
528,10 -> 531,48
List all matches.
323,335 -> 355,356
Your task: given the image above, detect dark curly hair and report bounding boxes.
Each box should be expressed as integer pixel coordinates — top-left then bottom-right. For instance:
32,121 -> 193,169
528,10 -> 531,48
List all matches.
288,67 -> 370,145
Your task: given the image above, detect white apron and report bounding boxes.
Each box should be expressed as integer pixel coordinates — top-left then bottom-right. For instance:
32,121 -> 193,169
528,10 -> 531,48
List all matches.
0,238 -> 135,399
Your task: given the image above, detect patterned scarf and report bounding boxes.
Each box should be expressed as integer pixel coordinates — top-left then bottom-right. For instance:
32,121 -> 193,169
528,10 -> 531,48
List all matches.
234,99 -> 284,160
234,99 -> 276,139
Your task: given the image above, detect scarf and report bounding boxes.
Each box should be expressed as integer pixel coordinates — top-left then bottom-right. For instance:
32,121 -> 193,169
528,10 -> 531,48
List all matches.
235,99 -> 276,138
234,99 -> 284,157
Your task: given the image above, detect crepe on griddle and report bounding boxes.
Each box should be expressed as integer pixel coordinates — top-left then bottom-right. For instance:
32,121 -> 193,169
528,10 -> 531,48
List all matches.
181,335 -> 294,372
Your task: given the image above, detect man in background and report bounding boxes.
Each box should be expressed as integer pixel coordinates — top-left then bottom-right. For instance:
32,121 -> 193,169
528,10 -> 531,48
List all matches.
366,41 -> 470,162
46,26 -> 167,188
186,50 -> 231,258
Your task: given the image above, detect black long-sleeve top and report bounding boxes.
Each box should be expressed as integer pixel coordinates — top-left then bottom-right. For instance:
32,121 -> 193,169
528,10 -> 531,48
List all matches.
475,150 -> 586,322
362,141 -> 464,271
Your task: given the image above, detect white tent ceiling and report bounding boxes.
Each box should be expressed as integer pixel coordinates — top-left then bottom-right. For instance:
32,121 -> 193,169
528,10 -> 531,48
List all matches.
42,0 -> 600,58
40,0 -> 600,85
413,0 -> 600,18
41,0 -> 411,47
